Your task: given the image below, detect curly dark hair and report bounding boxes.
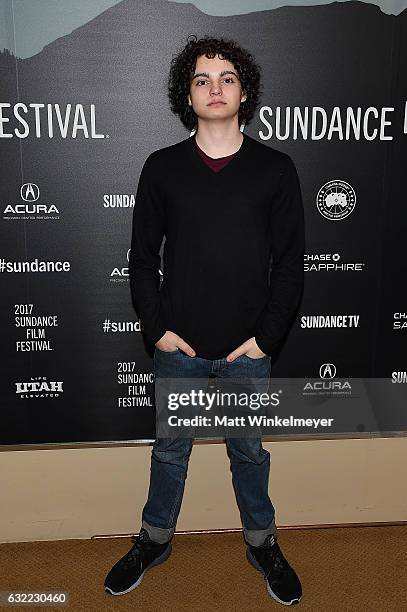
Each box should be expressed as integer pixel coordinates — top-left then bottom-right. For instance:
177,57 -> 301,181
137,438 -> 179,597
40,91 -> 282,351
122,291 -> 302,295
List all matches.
168,34 -> 263,132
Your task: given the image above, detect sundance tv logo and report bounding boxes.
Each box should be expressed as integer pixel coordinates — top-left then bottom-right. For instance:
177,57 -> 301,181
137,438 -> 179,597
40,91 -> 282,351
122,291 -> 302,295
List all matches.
317,180 -> 356,221
3,183 -> 60,220
391,371 -> 407,383
103,194 -> 135,208
300,314 -> 360,328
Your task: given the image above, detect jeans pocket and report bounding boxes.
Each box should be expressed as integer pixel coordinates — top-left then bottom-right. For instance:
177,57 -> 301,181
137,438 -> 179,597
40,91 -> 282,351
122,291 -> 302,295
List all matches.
242,353 -> 269,361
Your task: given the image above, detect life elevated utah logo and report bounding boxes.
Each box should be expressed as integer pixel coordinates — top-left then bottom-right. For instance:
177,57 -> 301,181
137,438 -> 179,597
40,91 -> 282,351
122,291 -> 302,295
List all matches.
3,183 -> 60,220
15,376 -> 63,399
317,180 -> 356,221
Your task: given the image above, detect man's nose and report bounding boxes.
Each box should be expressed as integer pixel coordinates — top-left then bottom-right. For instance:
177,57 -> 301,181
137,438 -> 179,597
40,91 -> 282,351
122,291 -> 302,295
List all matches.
209,83 -> 222,95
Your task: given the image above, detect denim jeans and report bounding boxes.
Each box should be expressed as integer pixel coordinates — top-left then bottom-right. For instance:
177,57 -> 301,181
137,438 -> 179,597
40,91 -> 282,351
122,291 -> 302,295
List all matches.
141,347 -> 277,547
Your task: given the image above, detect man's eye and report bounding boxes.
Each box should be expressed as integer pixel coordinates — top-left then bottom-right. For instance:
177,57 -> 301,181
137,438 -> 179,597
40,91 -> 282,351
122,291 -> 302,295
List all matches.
196,78 -> 235,86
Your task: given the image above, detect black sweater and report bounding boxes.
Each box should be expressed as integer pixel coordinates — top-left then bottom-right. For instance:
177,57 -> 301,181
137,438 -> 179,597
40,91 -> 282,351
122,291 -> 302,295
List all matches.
129,132 -> 305,360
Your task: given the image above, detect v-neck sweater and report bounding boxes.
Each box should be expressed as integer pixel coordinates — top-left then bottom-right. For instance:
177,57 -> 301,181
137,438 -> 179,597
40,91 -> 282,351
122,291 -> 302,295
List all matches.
129,133 -> 305,360
195,139 -> 236,172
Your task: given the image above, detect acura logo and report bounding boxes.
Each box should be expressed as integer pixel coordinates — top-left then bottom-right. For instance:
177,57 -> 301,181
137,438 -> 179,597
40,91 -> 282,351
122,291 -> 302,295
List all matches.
20,183 -> 40,202
319,363 -> 336,379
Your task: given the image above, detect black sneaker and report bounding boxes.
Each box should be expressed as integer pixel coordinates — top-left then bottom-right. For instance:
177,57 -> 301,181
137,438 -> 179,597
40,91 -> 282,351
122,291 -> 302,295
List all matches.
104,528 -> 172,596
246,534 -> 302,606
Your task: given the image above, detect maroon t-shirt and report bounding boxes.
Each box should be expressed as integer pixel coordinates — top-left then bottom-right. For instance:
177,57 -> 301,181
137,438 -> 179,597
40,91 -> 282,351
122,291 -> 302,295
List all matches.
195,139 -> 236,171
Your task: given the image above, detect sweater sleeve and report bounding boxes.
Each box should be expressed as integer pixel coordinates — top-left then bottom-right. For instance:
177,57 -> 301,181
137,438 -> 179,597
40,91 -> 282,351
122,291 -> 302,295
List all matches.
129,154 -> 168,346
254,155 -> 305,356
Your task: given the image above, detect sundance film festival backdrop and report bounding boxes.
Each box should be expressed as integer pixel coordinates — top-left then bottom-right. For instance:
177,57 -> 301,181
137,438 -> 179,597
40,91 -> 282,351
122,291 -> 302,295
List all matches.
0,0 -> 406,446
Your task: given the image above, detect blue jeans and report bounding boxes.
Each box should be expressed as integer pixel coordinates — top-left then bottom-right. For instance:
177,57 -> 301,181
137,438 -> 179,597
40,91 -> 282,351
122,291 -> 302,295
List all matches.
141,347 -> 277,547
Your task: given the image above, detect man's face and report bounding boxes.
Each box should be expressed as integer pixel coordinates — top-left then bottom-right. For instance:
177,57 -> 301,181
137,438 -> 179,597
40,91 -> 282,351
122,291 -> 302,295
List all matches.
188,54 -> 247,124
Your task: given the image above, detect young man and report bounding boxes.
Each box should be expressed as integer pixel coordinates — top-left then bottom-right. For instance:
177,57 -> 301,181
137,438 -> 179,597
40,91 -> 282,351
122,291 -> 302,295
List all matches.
104,35 -> 305,606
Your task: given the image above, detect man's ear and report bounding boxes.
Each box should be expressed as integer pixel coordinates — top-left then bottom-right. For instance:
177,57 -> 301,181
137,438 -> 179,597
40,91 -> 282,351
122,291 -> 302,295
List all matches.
241,91 -> 247,103
187,94 -> 191,106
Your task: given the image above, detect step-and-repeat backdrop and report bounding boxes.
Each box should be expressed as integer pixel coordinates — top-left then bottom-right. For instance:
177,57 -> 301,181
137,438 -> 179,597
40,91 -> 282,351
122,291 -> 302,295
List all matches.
0,0 -> 406,445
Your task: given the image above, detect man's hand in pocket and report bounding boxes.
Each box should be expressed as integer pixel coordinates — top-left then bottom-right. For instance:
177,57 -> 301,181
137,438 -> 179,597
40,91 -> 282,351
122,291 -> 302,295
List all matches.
155,331 -> 196,357
226,336 -> 267,362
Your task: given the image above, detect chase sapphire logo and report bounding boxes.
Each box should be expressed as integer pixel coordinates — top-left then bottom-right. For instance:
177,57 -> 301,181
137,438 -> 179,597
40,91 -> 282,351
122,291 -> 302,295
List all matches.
317,180 -> 356,221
